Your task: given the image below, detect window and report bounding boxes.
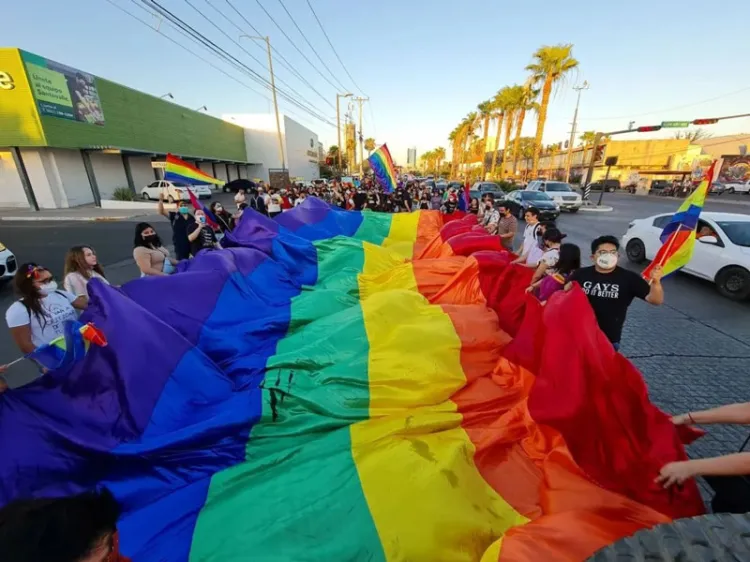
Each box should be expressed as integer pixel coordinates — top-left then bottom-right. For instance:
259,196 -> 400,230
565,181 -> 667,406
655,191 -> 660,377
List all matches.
652,215 -> 671,228
545,182 -> 573,192
147,181 -> 160,188
520,191 -> 551,201
716,221 -> 750,247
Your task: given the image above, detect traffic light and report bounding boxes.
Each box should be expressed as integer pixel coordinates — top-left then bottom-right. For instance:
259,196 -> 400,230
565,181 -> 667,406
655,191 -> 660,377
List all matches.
637,125 -> 662,132
693,118 -> 719,125
594,143 -> 606,164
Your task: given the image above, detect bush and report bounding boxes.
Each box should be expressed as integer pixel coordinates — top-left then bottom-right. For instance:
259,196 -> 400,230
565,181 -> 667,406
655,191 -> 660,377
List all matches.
112,187 -> 135,201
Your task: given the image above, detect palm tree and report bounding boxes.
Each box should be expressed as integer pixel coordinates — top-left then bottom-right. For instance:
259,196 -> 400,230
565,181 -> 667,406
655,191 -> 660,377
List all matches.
499,85 -> 526,179
477,100 -> 493,175
490,88 -> 509,178
526,44 -> 579,177
579,131 -> 597,147
434,147 -> 446,177
448,128 -> 459,178
364,138 -> 376,155
512,79 -> 539,175
420,150 -> 433,173
459,112 -> 478,179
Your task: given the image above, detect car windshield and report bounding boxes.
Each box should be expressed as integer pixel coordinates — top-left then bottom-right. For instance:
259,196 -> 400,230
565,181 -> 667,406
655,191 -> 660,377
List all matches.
521,191 -> 551,201
171,182 -> 190,187
717,221 -> 750,247
544,182 -> 572,192
481,183 -> 500,190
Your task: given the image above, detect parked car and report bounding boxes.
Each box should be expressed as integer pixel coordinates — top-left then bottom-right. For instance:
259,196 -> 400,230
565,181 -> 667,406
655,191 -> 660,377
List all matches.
648,180 -> 671,194
0,241 -> 17,283
141,180 -> 212,202
223,178 -> 256,194
526,180 -> 582,212
710,182 -> 727,195
622,212 -> 750,300
469,181 -> 505,202
724,180 -> 750,194
504,190 -> 559,221
585,179 -> 621,193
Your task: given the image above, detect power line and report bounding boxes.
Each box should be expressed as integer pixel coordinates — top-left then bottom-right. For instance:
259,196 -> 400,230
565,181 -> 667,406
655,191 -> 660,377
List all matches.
141,0 -> 336,126
579,86 -> 750,122
178,0 -> 331,121
250,0 -> 344,93
274,0 -> 347,92
304,0 -> 365,96
210,0 -> 335,110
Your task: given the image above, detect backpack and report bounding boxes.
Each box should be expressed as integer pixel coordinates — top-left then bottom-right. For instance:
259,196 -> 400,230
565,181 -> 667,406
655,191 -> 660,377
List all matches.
248,195 -> 267,216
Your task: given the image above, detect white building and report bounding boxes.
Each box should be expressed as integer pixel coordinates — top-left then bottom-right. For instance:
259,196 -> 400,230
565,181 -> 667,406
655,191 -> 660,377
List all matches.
223,113 -> 320,183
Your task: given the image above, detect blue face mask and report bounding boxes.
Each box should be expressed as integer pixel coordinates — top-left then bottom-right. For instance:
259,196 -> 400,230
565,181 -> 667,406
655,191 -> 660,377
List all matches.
178,206 -> 189,215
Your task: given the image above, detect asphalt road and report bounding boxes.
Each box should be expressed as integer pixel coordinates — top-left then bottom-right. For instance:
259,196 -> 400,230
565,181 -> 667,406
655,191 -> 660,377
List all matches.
1,193 -> 749,481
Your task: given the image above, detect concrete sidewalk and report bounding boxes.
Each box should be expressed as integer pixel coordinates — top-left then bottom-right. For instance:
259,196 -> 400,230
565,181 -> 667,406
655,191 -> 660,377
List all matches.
0,205 -> 157,222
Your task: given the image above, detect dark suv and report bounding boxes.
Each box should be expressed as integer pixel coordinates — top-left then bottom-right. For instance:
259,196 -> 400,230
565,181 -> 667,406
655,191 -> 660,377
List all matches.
586,179 -> 620,192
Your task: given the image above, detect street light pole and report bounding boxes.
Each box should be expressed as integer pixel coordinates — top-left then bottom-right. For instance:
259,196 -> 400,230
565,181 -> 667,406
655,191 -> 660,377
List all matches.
240,35 -> 285,171
564,81 -> 588,183
336,93 -> 352,172
354,96 -> 369,176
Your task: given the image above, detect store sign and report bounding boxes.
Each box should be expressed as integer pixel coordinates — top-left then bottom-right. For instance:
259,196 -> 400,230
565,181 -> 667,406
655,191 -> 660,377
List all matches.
20,52 -> 105,125
0,71 -> 15,90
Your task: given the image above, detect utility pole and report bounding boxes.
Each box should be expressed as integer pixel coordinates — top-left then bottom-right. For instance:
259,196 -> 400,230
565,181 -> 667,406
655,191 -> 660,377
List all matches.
354,96 -> 369,176
336,93 -> 353,172
564,81 -> 588,183
240,35 -> 285,171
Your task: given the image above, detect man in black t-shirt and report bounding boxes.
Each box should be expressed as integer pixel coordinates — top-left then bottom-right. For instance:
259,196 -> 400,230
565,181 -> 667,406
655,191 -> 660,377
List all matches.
568,235 -> 664,350
158,193 -> 196,260
353,189 -> 368,211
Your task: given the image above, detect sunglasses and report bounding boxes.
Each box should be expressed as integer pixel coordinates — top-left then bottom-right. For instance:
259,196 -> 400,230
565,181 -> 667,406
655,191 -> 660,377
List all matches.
25,264 -> 47,280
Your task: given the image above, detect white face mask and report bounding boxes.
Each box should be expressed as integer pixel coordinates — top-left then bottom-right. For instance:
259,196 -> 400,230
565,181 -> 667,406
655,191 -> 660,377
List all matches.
596,254 -> 618,270
39,280 -> 58,295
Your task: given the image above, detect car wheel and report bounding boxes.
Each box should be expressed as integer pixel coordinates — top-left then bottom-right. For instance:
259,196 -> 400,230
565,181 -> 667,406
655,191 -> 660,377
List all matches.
223,185 -> 229,193
141,192 -> 151,200
608,187 -> 615,192
716,266 -> 750,301
569,208 -> 579,213
167,195 -> 176,204
625,239 -> 646,263
587,513 -> 750,561
728,187 -> 735,194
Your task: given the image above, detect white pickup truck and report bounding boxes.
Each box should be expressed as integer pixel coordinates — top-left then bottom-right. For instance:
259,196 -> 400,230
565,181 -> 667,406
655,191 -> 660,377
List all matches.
724,179 -> 750,194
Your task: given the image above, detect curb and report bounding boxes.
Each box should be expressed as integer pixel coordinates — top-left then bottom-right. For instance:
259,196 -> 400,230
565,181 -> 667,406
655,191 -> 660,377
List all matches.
579,205 -> 614,213
0,214 -> 148,222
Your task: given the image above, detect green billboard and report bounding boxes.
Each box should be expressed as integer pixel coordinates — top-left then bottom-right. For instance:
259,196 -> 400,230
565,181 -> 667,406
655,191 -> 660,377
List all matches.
20,51 -> 105,125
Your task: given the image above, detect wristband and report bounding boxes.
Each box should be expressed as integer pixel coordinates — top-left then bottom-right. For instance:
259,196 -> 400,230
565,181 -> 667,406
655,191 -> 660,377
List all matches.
688,412 -> 695,424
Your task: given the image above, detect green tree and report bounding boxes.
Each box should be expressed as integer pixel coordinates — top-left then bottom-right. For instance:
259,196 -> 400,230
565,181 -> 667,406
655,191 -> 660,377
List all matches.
512,79 -> 539,175
477,100 -> 493,175
490,88 -> 510,178
434,146 -> 446,177
364,137 -> 376,154
579,131 -> 597,147
526,44 -> 579,177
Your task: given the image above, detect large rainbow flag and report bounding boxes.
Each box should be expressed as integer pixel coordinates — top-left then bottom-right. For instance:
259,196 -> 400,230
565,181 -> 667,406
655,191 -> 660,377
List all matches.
164,153 -> 224,186
367,143 -> 398,192
0,201 -> 704,561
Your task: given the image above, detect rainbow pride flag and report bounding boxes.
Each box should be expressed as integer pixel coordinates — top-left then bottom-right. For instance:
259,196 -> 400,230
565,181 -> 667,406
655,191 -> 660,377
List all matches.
0,200 -> 704,561
164,153 -> 224,186
643,160 -> 716,279
367,143 -> 398,192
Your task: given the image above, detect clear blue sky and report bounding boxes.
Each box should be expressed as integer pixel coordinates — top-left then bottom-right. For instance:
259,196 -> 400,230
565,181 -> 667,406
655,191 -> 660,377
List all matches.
4,0 -> 750,164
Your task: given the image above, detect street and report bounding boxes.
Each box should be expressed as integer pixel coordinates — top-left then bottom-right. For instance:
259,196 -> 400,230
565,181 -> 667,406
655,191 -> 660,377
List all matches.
1,193 -> 749,470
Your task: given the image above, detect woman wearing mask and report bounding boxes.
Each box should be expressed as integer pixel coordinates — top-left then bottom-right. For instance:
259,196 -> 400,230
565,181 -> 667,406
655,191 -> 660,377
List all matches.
5,263 -> 88,356
469,197 -> 480,215
527,243 -> 581,302
188,209 -> 219,254
209,201 -> 234,233
528,228 -> 565,287
234,188 -> 247,208
62,246 -> 110,297
133,222 -> 178,277
157,194 -> 195,261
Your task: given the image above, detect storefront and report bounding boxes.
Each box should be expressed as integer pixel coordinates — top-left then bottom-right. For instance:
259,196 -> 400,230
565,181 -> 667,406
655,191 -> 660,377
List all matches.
0,47 -> 253,209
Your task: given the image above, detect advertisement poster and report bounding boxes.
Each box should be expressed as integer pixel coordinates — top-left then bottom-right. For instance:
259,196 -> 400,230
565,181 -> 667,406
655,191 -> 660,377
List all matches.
20,51 -> 105,125
718,155 -> 750,184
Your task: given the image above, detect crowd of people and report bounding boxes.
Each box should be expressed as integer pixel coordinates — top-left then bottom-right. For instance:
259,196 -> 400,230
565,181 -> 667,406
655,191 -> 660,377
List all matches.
1,179 -> 749,557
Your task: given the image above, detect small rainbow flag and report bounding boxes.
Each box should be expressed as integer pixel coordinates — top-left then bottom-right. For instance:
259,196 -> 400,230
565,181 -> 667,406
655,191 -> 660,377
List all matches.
27,321 -> 107,371
643,160 -> 716,279
367,144 -> 397,193
164,154 -> 224,186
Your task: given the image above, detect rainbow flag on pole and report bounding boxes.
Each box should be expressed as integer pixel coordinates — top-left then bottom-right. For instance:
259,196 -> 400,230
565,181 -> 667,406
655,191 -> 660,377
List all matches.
367,144 -> 398,192
643,160 -> 716,279
0,202 -> 704,561
164,153 -> 224,186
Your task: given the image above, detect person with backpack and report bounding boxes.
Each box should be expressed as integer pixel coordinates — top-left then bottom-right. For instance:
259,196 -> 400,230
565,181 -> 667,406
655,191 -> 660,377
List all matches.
5,263 -> 88,358
512,207 -> 542,265
246,187 -> 268,216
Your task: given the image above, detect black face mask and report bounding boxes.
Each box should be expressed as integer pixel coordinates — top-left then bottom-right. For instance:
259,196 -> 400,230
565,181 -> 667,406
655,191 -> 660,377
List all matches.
485,204 -> 491,210
143,234 -> 159,245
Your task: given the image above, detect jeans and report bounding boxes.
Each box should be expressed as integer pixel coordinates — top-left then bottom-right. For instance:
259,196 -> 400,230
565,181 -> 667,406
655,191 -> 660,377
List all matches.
612,341 -> 620,352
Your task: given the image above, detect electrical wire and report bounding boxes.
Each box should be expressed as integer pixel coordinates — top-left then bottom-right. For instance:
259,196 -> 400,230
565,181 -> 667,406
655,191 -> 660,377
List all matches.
250,0 -> 345,93
304,0 -> 365,96
579,86 -> 750,122
114,0 -> 325,128
209,0 -> 335,110
141,0 -> 336,126
274,0 -> 347,92
178,0 -> 331,121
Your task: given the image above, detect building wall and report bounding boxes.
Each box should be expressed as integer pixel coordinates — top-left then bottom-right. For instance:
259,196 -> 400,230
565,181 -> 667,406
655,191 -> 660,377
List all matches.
21,148 -> 64,208
0,48 -> 46,148
129,156 -> 155,191
198,162 -> 213,176
214,162 -> 228,182
89,152 -> 128,200
238,165 -> 248,179
227,164 -> 238,181
0,149 -> 30,208
284,115 -> 319,182
52,149 -> 93,207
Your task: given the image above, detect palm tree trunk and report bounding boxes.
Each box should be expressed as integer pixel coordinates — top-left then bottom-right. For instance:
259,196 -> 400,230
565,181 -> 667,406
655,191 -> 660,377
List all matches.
460,137 -> 469,179
489,113 -> 504,178
531,76 -> 553,177
481,115 -> 490,175
512,108 -> 526,175
500,110 -> 514,180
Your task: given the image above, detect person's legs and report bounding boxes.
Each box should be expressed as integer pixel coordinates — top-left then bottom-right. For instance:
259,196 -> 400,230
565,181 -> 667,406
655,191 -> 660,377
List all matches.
174,247 -> 191,261
612,341 -> 621,352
